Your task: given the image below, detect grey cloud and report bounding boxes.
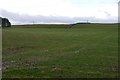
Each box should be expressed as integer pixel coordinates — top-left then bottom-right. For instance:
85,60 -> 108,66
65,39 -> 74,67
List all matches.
0,9 -> 118,25
104,11 -> 111,16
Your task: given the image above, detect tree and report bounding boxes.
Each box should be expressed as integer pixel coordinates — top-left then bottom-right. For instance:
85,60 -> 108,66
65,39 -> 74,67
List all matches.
2,18 -> 11,27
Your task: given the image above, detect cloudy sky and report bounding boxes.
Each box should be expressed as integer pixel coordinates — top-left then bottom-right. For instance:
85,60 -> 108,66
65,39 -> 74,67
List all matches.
0,0 -> 119,24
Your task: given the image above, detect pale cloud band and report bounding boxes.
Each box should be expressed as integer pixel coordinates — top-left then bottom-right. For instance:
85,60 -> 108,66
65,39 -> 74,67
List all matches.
0,0 -> 118,24
0,10 -> 117,25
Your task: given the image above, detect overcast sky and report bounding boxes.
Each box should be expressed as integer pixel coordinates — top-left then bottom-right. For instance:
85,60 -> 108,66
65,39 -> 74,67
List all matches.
0,0 -> 119,24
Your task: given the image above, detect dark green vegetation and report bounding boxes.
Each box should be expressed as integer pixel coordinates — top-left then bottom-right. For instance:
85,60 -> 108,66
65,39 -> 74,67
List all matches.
2,24 -> 118,78
0,17 -> 11,27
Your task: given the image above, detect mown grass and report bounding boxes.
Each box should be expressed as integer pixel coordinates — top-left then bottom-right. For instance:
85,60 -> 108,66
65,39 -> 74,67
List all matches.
2,24 -> 118,78
0,28 -> 2,79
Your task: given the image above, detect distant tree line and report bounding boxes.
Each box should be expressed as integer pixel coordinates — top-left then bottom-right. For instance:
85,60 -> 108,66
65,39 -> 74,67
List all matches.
69,22 -> 91,28
0,17 -> 11,27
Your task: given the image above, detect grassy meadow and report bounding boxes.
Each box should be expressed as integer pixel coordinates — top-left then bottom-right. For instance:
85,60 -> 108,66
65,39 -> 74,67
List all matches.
2,24 -> 118,78
0,28 -> 2,79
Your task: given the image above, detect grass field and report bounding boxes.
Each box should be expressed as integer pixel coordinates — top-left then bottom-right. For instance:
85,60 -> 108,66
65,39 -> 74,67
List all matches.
0,28 -> 2,79
2,24 -> 118,78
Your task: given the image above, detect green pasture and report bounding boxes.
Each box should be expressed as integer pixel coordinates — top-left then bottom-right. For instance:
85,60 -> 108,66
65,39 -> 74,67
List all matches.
2,24 -> 118,78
